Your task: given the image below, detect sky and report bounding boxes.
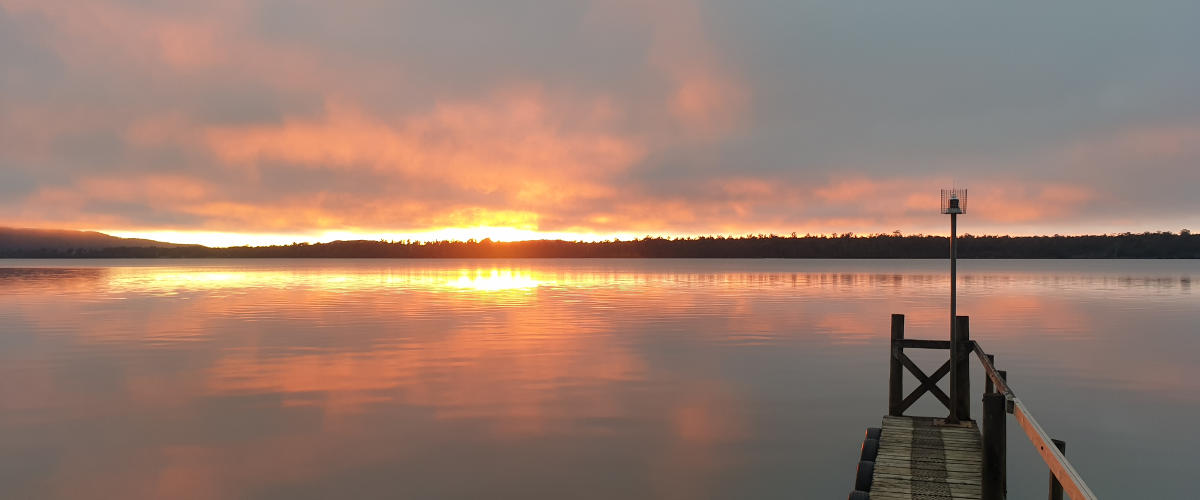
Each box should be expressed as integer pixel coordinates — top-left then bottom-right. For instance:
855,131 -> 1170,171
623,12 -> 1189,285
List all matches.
2,0 -> 1199,246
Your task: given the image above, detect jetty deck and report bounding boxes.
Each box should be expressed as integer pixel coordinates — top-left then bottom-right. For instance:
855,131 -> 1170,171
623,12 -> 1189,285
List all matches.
871,416 -> 982,499
849,314 -> 1097,499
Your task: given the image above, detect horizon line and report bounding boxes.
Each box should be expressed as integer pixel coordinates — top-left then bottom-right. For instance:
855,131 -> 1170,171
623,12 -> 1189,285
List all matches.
115,229 -> 1195,249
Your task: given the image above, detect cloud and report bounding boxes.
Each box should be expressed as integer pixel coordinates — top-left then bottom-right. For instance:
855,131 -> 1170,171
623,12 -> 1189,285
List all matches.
205,91 -> 641,204
1,0 -> 1199,242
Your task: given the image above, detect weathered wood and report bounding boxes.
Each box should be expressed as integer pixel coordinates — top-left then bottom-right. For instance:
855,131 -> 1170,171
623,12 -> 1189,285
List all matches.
897,339 -> 951,349
951,315 -> 971,422
984,354 -> 995,394
896,355 -> 952,413
875,464 -> 981,479
880,433 -> 983,445
972,342 -> 1013,398
998,370 -> 1010,413
982,392 -> 1006,500
866,322 -> 1097,500
1049,439 -> 1066,500
890,314 -> 905,416
871,415 -> 983,500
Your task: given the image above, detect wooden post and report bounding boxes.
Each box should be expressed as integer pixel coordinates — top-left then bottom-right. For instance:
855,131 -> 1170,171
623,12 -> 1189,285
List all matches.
985,354 -> 995,394
982,391 -> 1007,500
889,314 -> 905,416
1048,439 -> 1066,500
950,315 -> 971,422
998,370 -> 1010,413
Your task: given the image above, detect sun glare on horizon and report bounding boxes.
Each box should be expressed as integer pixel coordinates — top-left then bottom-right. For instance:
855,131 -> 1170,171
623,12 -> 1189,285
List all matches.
106,227 -> 642,248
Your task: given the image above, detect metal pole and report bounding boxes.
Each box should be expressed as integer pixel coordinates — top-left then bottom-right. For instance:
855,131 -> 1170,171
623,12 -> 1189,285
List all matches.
949,212 -> 958,422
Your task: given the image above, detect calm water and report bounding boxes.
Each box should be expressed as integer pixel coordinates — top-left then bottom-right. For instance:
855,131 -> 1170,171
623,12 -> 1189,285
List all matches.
1,259 -> 1196,499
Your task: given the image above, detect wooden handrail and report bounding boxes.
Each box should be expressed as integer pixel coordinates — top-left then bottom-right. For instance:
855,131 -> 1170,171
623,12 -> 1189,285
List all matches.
972,342 -> 1013,401
896,339 -> 951,350
1012,398 -> 1097,500
971,342 -> 1098,500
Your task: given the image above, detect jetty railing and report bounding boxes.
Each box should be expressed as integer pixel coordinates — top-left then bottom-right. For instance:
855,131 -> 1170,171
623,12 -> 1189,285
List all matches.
888,314 -> 1099,500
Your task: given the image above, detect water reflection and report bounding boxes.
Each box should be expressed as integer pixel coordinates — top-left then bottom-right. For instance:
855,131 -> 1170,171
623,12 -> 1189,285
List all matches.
448,269 -> 548,291
0,259 -> 1196,499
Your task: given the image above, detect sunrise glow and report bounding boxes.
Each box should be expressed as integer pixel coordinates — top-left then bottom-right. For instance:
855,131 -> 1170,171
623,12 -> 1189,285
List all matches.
2,0 -> 1198,241
105,227 -> 642,247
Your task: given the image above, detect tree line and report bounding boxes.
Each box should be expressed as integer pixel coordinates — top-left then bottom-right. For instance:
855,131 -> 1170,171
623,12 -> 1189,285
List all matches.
3,231 -> 1197,258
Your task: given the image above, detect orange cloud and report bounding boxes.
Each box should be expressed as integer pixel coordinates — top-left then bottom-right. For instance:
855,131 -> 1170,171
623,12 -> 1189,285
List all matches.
1062,124 -> 1200,164
3,0 -> 1197,240
807,174 -> 1100,231
972,185 -> 1095,223
206,92 -> 643,204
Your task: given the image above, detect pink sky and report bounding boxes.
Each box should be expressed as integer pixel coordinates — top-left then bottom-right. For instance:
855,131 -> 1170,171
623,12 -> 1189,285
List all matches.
2,0 -> 1199,245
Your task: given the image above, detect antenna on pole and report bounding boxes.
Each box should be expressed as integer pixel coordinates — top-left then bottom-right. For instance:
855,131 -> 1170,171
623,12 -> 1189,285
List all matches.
941,188 -> 967,423
941,189 -> 966,215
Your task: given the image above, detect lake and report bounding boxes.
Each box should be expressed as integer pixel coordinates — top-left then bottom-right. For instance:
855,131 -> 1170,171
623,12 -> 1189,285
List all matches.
1,259 -> 1196,499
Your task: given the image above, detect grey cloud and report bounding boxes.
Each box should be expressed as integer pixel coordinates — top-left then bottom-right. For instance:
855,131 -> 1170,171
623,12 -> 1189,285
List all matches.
1,0 -> 1198,236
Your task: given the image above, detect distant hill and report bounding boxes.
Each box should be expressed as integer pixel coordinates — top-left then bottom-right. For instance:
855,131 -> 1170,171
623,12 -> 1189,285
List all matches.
0,227 -> 186,251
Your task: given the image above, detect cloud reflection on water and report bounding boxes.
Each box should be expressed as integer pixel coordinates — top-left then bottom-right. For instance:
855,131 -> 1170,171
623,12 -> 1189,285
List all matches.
0,259 -> 1196,498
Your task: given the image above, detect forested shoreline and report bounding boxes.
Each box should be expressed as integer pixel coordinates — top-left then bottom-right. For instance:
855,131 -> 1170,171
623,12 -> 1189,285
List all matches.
3,232 -> 1197,258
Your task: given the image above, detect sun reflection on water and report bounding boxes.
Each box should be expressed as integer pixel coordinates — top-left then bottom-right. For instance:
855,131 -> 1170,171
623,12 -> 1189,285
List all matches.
1,260 -> 1198,499
98,266 -> 560,294
447,269 -> 548,291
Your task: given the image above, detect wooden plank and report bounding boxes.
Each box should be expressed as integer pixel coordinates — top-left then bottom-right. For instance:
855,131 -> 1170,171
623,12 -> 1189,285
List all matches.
874,454 -> 975,467
876,460 -> 982,474
875,464 -> 980,479
879,439 -> 981,451
870,415 -> 983,500
871,482 -> 981,500
880,434 -> 981,445
896,354 -> 952,412
882,416 -> 979,429
877,440 -> 982,451
897,339 -> 951,349
868,492 -> 977,500
880,424 -> 981,436
874,491 -> 979,500
874,454 -> 983,467
877,447 -> 982,457
971,341 -> 1012,398
872,485 -> 981,498
882,426 -> 981,438
880,421 -> 980,432
874,472 -> 981,486
879,432 -> 982,442
878,433 -> 979,443
880,435 -> 982,446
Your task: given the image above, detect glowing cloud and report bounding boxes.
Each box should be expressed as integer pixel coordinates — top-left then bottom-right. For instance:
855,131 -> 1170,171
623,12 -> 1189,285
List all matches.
2,0 -> 1199,241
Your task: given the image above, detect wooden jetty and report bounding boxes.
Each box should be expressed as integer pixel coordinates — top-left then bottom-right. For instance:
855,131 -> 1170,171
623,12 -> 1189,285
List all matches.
848,314 -> 1098,500
869,416 -> 982,499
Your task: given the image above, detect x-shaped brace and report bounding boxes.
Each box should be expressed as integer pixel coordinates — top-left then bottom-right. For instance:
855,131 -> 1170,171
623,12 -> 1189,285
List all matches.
896,353 -> 951,414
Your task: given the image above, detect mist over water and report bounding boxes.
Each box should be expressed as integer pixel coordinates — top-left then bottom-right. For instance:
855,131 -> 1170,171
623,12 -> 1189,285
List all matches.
1,259 -> 1196,498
